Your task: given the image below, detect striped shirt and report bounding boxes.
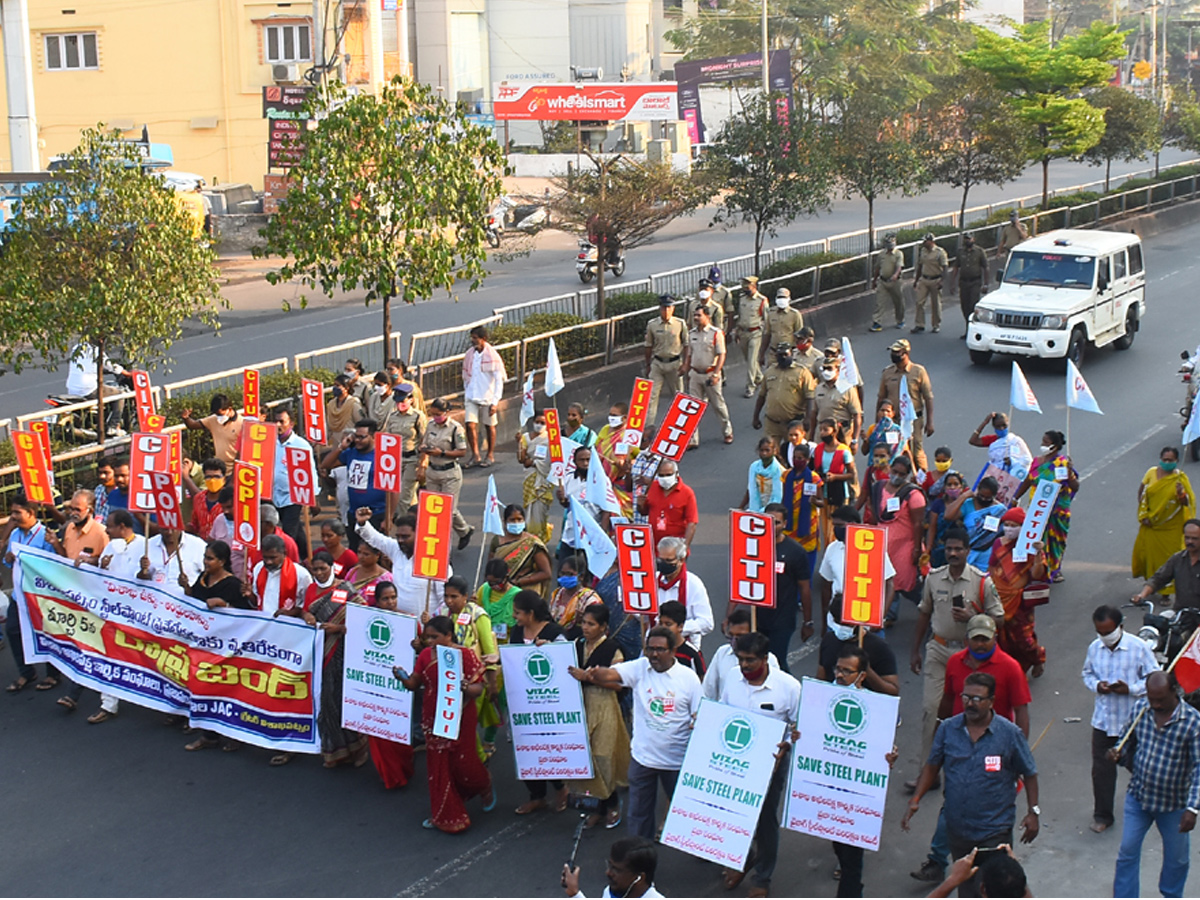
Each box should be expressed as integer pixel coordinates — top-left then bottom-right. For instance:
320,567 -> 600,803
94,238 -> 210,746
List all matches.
1123,697 -> 1200,813
1081,630 -> 1161,737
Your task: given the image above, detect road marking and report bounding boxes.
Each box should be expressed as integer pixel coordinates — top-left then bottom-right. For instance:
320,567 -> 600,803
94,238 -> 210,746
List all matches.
788,636 -> 820,669
1079,423 -> 1167,482
395,820 -> 535,897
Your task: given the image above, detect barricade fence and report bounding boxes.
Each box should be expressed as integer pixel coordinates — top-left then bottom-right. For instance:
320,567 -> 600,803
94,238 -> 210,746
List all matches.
2,163 -> 1197,513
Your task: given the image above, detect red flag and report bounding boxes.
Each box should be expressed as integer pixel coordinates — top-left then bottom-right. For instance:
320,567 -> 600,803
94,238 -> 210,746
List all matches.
1174,630 -> 1200,694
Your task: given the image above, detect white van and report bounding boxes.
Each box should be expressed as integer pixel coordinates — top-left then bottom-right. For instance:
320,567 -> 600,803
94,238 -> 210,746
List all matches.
967,228 -> 1145,367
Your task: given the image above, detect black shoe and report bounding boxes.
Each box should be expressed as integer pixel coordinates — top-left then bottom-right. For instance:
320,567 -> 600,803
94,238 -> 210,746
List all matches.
458,527 -> 475,551
910,325 -> 926,334
911,861 -> 944,883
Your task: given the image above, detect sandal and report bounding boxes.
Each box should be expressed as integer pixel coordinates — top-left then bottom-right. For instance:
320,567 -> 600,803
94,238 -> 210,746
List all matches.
87,709 -> 116,724
56,696 -> 78,711
605,806 -> 622,829
185,736 -> 220,752
723,869 -> 747,891
554,786 -> 569,813
269,753 -> 292,766
6,676 -> 34,693
515,799 -> 547,815
482,787 -> 497,813
422,818 -> 436,830
35,676 -> 60,691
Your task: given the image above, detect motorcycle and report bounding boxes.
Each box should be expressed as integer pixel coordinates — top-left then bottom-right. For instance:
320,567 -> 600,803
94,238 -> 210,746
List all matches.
575,239 -> 626,284
493,195 -> 549,234
44,370 -> 136,443
1179,347 -> 1200,461
1131,599 -> 1200,667
485,213 -> 502,249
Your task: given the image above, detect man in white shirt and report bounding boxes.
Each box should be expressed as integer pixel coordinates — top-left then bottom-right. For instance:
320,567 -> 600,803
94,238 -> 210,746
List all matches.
702,606 -> 779,702
719,631 -> 803,896
355,509 -> 448,616
141,529 -> 207,595
247,534 -> 313,615
819,505 -> 896,625
570,625 -> 702,840
65,342 -> 127,432
461,325 -> 507,467
271,408 -> 318,558
655,536 -> 713,647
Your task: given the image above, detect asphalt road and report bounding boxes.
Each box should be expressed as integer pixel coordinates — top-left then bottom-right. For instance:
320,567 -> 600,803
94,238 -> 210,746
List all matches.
0,150 -> 1192,424
3,174 -> 1200,899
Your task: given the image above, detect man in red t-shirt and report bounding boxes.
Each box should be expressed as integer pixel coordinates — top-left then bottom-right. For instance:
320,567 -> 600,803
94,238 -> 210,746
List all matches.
938,614 -> 1031,737
637,460 -> 698,549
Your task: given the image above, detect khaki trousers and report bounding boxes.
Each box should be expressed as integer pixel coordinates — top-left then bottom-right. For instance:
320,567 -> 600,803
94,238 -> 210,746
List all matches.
424,464 -> 470,537
687,372 -> 733,445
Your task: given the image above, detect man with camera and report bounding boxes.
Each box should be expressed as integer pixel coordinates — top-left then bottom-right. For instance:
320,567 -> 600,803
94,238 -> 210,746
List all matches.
562,837 -> 662,898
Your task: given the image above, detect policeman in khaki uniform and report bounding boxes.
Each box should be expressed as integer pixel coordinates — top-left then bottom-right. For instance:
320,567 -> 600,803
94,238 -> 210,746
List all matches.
760,288 -> 804,370
877,338 -> 935,469
909,529 -> 1004,784
951,234 -> 989,338
810,354 -> 862,448
688,277 -> 734,333
378,382 -> 427,509
644,294 -> 689,425
683,305 -> 733,446
753,342 -> 816,447
912,233 -> 949,334
733,275 -> 768,397
794,326 -> 824,376
871,232 -> 906,332
997,209 -> 1029,259
417,397 -> 474,548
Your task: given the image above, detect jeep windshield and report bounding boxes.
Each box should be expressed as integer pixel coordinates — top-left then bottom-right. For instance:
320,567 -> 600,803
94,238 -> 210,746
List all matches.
1003,251 -> 1094,289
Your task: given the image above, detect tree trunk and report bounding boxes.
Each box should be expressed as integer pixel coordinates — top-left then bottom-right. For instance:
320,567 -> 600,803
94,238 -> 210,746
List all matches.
959,182 -> 970,248
95,338 -> 106,438
754,222 -> 765,277
1105,157 -> 1112,192
382,288 -> 393,364
866,196 -> 875,285
1041,158 -> 1050,207
596,234 -> 607,320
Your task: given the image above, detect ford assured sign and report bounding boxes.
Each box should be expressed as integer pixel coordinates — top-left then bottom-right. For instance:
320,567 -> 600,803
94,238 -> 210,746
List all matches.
492,83 -> 679,121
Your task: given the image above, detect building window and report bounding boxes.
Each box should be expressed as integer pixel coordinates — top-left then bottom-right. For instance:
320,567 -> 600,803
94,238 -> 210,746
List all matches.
264,23 -> 311,63
44,32 -> 98,70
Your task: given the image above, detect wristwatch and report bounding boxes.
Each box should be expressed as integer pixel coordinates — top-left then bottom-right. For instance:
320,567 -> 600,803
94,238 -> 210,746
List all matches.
1030,805 -> 1041,816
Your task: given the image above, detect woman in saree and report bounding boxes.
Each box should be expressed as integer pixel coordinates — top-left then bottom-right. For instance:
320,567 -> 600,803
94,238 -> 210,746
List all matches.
364,582 -> 415,790
298,550 -> 370,768
943,475 -> 1009,570
548,555 -> 603,638
518,410 -> 555,543
989,507 -> 1048,678
1132,446 -> 1196,593
568,604 -> 630,829
425,576 -> 501,761
1014,430 -> 1079,583
344,541 -> 393,607
779,442 -> 823,577
394,616 -> 496,833
592,402 -> 638,519
488,504 -> 553,597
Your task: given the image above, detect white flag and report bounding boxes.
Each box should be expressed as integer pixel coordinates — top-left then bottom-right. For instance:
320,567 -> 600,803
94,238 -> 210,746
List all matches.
569,495 -> 617,577
1185,394 -> 1200,447
482,474 -> 505,535
836,337 -> 862,393
897,375 -> 917,443
1065,359 -> 1103,415
519,371 -> 536,427
1010,361 -> 1042,414
586,455 -> 622,514
545,337 -> 565,398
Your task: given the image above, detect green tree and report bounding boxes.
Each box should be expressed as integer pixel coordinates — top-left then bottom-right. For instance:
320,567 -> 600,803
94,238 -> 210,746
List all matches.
926,70 -> 1032,235
1167,94 -> 1200,153
1083,85 -> 1161,190
256,77 -> 508,356
549,154 -> 711,317
963,21 -> 1126,204
0,127 -> 224,430
700,95 -> 834,270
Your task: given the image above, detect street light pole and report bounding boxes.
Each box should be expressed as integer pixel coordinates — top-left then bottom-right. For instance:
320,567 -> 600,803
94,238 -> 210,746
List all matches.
1,0 -> 40,171
761,0 -> 769,97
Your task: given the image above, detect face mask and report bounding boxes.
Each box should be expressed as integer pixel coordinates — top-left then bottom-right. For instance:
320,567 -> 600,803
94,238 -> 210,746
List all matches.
343,369 -> 356,378
889,474 -> 905,487
944,488 -> 962,500
332,386 -> 345,398
376,385 -> 389,396
657,474 -> 678,490
433,415 -> 447,425
699,289 -> 712,300
205,477 -> 225,492
100,473 -> 115,488
557,575 -> 579,589
1039,444 -> 1053,455
826,613 -> 855,642
833,525 -> 846,543
874,458 -> 889,470
890,353 -> 904,365
396,401 -> 410,413
656,558 -> 679,576
316,572 -> 335,589
608,415 -> 624,429
775,298 -> 789,309
1100,626 -> 1123,649
1162,460 -> 1178,472
279,427 -> 293,440
1002,524 -> 1021,540
994,427 -> 1009,439
934,460 -> 952,472
742,661 -> 768,682
822,368 -> 837,382
777,354 -> 793,368
969,644 -> 996,661
506,521 -> 526,535
216,414 -> 230,425
533,422 -> 546,434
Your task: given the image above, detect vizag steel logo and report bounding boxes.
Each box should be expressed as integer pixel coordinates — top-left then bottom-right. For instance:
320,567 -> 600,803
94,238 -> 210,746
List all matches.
708,715 -> 755,772
824,692 -> 868,754
524,650 -> 559,703
367,617 -> 393,649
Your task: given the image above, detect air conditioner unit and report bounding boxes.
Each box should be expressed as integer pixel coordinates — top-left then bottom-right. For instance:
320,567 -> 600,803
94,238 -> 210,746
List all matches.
273,63 -> 301,83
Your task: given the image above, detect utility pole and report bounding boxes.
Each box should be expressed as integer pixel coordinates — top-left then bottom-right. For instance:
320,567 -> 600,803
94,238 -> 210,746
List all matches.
761,0 -> 769,97
1,0 -> 40,171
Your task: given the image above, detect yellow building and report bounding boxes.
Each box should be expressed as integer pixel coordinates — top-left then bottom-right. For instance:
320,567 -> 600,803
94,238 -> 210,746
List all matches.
0,0 -> 411,188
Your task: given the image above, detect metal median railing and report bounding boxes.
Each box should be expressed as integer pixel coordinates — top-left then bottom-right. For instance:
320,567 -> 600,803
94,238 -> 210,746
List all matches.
163,358 -> 289,400
293,332 -> 403,376
408,315 -> 501,366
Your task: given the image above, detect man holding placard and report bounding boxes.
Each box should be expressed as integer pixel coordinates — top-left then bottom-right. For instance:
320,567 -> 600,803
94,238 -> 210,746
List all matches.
270,408 -> 316,559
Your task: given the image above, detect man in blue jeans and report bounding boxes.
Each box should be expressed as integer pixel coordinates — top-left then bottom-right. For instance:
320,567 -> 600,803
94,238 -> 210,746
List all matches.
1111,670 -> 1200,898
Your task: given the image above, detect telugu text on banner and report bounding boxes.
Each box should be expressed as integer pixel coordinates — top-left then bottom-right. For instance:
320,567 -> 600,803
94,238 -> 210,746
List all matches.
500,642 -> 593,781
341,604 -> 417,745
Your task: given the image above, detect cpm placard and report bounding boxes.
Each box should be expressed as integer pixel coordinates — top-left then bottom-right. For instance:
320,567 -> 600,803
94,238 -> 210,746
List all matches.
1014,479 -> 1061,562
131,370 -> 156,428
243,369 -> 261,419
622,377 -> 653,449
784,678 -> 899,851
11,431 -> 54,505
342,604 -> 417,744
285,445 -> 317,507
730,510 -> 775,608
614,523 -> 658,614
501,642 -> 593,780
842,525 -> 888,629
233,462 -> 262,550
660,699 -> 786,868
413,490 -> 453,582
544,408 -> 566,484
650,394 -> 707,461
300,379 -> 327,444
240,420 -> 277,497
129,432 -> 171,512
374,432 -> 404,493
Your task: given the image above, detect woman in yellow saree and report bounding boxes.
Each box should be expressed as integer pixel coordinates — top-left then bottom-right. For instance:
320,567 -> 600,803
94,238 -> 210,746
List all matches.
1132,446 -> 1195,592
